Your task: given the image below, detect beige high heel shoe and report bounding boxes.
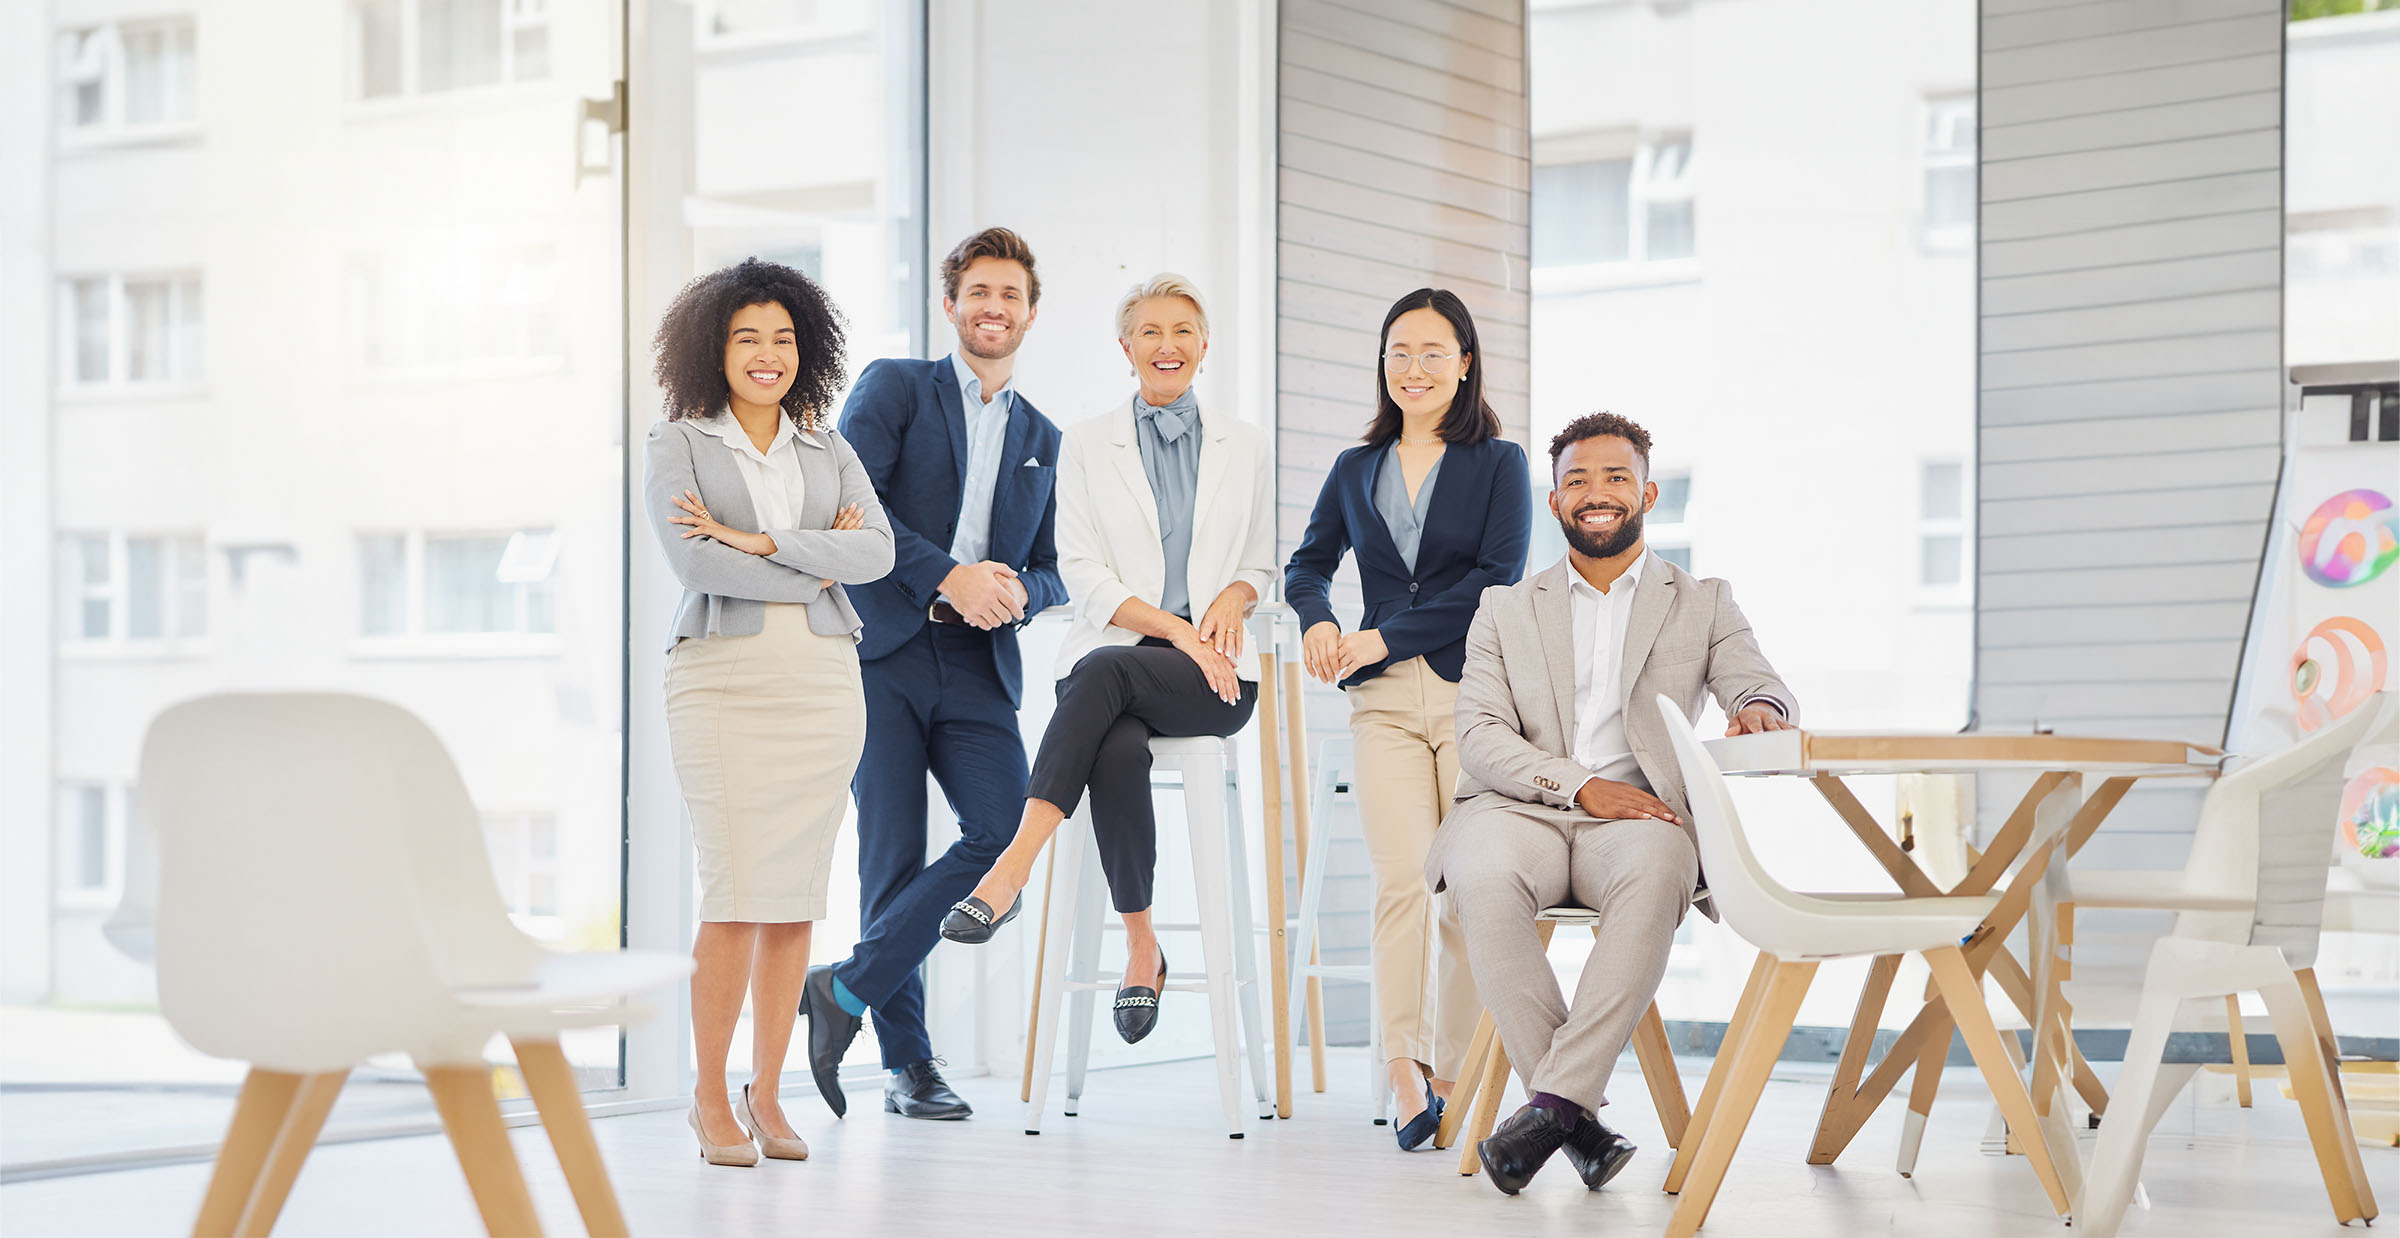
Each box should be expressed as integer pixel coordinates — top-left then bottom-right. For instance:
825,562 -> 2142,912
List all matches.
689,1103 -> 760,1167
737,1083 -> 809,1160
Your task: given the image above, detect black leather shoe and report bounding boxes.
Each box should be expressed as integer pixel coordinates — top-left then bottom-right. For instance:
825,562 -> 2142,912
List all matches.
938,894 -> 1023,944
884,1059 -> 972,1120
797,965 -> 862,1118
1395,1081 -> 1444,1151
1477,1104 -> 1574,1195
1561,1117 -> 1638,1190
1112,949 -> 1168,1044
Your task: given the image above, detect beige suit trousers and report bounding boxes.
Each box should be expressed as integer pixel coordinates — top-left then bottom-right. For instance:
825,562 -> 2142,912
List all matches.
1345,656 -> 1481,1080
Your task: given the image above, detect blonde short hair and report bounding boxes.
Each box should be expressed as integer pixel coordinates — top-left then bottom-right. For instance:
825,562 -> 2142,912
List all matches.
1115,273 -> 1210,340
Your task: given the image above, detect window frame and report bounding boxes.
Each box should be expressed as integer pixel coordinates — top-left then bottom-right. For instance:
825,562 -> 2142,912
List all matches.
347,0 -> 555,105
53,17 -> 202,148
1915,458 -> 1972,606
53,273 -> 207,396
352,528 -> 565,655
1919,93 -> 1976,253
54,782 -> 128,912
1531,129 -> 1703,292
1647,468 -> 1694,573
55,532 -> 212,656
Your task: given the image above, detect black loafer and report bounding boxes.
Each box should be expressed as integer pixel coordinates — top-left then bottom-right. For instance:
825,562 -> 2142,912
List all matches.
884,1059 -> 973,1120
1477,1103 -> 1573,1195
1396,1081 -> 1444,1151
939,894 -> 1023,944
1561,1116 -> 1638,1190
797,965 -> 862,1118
1113,949 -> 1168,1044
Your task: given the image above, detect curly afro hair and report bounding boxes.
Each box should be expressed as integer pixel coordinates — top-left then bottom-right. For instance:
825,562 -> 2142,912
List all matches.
651,257 -> 849,429
1548,411 -> 1653,478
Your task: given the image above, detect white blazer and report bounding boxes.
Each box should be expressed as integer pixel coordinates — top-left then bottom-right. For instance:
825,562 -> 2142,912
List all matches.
1054,397 -> 1277,681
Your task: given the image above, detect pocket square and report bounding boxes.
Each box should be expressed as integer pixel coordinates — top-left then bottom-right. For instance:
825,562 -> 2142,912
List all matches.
1022,457 -> 1041,467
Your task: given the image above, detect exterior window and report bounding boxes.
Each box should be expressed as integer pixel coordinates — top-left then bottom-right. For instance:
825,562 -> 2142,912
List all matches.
354,0 -> 552,100
360,530 -> 560,639
1922,95 -> 1976,250
483,812 -> 561,924
1919,460 -> 1969,593
57,534 -> 208,647
55,20 -> 198,140
1650,471 -> 1693,572
55,783 -> 126,908
1533,134 -> 1697,268
57,275 -> 205,389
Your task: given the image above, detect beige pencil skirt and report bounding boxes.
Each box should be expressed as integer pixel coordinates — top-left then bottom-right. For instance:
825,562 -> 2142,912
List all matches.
665,603 -> 865,923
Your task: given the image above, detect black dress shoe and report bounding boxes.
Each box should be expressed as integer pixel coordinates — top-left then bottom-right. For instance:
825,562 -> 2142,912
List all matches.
1395,1081 -> 1444,1151
938,894 -> 1023,944
797,965 -> 862,1118
1477,1103 -> 1574,1195
1112,949 -> 1168,1044
1561,1117 -> 1638,1190
884,1060 -> 973,1120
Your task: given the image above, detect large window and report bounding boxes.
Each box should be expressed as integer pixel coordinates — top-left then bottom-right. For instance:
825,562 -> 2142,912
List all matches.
1533,133 -> 1696,270
56,275 -> 205,389
55,533 -> 209,648
353,0 -> 552,100
55,19 -> 199,141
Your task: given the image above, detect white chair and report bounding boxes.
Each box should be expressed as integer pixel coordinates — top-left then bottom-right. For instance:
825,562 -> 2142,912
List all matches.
1653,695 -> 2073,1238
146,693 -> 690,1237
1024,736 -> 1274,1137
2072,694 -> 2387,1238
1283,736 -> 1391,1123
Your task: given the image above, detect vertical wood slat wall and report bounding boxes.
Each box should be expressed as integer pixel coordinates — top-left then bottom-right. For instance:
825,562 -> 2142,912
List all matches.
1276,0 -> 1530,1042
1975,0 -> 2285,867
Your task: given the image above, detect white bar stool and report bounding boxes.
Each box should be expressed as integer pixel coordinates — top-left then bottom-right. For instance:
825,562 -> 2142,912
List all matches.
1024,735 -> 1275,1138
1284,736 -> 1391,1123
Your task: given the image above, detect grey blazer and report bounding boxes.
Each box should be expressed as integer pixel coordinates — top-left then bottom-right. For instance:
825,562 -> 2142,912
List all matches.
1434,555 -> 1797,920
643,418 -> 896,651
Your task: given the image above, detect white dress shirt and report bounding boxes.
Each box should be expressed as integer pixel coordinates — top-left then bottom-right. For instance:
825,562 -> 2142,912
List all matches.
691,408 -> 807,531
1569,550 -> 1650,792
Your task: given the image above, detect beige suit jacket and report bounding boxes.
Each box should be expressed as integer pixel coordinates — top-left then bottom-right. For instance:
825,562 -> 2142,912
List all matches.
1431,555 -> 1797,920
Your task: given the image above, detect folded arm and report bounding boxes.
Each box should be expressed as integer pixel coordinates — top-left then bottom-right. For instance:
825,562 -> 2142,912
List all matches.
643,423 -> 824,604
760,432 -> 896,584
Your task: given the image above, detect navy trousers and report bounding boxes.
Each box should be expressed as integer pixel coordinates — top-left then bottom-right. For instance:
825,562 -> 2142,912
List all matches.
834,624 -> 1027,1069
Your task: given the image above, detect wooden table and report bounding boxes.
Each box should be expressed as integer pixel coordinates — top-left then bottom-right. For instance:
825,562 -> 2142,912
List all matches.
1701,729 -> 2223,1175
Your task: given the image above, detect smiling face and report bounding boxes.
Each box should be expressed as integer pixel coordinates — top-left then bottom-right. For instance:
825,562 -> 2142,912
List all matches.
1120,294 -> 1208,407
1381,305 -> 1469,426
723,300 -> 799,414
945,256 -> 1036,361
1550,433 -> 1656,561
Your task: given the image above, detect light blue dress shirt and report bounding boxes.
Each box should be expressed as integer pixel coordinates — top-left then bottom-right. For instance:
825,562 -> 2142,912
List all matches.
946,351 -> 1014,569
1133,390 -> 1203,619
1372,441 -> 1444,573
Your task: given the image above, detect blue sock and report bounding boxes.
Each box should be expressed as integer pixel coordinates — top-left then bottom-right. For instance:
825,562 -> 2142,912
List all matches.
829,974 -> 869,1017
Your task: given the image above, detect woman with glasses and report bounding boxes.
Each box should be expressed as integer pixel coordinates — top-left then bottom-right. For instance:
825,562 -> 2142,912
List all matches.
1284,287 -> 1531,1150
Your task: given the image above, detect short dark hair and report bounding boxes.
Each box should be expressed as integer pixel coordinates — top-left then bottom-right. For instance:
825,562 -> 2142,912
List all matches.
941,226 -> 1041,306
1364,287 -> 1504,447
651,257 -> 849,430
1548,411 -> 1653,477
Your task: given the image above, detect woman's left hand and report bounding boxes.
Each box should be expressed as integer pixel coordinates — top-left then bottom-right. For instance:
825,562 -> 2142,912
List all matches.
1194,584 -> 1253,661
671,489 -> 775,556
1334,629 -> 1389,679
830,503 -> 865,532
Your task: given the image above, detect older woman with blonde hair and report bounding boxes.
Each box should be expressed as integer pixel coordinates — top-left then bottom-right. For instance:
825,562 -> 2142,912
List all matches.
937,273 -> 1276,1047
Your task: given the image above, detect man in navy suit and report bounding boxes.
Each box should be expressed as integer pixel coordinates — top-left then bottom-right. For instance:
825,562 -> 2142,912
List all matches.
801,228 -> 1067,1119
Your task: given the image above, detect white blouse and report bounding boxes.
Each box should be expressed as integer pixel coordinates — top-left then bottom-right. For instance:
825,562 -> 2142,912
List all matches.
690,409 -> 807,530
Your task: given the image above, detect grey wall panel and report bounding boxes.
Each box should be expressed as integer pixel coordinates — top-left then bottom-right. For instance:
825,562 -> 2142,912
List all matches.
1974,0 -> 2283,884
1279,0 -> 1531,1045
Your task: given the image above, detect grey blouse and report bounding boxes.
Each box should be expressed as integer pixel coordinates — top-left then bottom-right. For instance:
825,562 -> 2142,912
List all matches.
1134,390 -> 1203,618
1373,441 -> 1445,573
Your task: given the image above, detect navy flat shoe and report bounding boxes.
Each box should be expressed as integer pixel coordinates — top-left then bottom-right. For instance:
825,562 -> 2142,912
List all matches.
1396,1081 -> 1443,1151
1112,949 -> 1168,1044
939,894 -> 1022,944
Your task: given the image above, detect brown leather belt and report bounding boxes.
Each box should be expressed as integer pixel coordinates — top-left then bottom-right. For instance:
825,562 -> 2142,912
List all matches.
928,601 -> 970,625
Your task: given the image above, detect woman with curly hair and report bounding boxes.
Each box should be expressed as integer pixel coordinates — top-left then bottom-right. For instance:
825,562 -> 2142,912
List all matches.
645,258 -> 893,1166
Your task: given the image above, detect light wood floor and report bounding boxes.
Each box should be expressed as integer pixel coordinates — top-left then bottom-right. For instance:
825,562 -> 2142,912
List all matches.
4,1050 -> 2391,1236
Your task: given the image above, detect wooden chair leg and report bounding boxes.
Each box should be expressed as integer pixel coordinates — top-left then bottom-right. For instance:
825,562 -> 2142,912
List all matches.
1433,1011 -> 1494,1150
512,1038 -> 626,1238
2224,994 -> 2254,1108
424,1063 -> 543,1237
1457,1025 -> 1514,1176
234,1070 -> 348,1237
1806,952 -> 1898,1166
2295,967 -> 2378,1219
1896,1010 -> 1952,1177
1665,960 -> 1817,1238
194,1068 -> 306,1237
1633,1001 -> 1692,1149
1923,946 -> 2070,1218
1669,950 -> 1775,1193
1022,843 -> 1058,1104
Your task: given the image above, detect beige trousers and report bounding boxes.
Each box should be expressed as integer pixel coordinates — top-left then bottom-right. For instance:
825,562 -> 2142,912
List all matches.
1345,656 -> 1480,1080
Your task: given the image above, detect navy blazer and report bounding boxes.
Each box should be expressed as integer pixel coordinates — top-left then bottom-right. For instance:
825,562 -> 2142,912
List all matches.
1284,436 -> 1531,687
837,357 -> 1067,706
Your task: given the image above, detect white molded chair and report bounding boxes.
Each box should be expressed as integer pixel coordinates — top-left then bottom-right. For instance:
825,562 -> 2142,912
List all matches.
146,693 -> 690,1237
1653,696 -> 2073,1237
1024,736 -> 1273,1138
1283,737 -> 1391,1123
2072,694 -> 2387,1238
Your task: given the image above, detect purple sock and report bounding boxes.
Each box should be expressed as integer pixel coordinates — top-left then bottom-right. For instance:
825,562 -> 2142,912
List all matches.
1527,1091 -> 1584,1122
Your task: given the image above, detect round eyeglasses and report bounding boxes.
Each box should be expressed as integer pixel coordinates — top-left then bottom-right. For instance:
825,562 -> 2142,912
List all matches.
1381,351 -> 1456,375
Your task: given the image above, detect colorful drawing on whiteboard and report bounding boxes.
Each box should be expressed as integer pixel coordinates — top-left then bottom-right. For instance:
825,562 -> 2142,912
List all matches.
2297,488 -> 2399,589
2342,767 -> 2400,860
2290,616 -> 2389,732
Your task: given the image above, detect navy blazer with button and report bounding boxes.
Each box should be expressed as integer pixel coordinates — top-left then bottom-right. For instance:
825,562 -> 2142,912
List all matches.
837,357 -> 1067,706
1284,435 -> 1532,687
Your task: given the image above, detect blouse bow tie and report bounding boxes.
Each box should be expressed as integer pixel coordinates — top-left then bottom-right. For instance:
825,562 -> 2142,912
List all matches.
1138,393 -> 1200,445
